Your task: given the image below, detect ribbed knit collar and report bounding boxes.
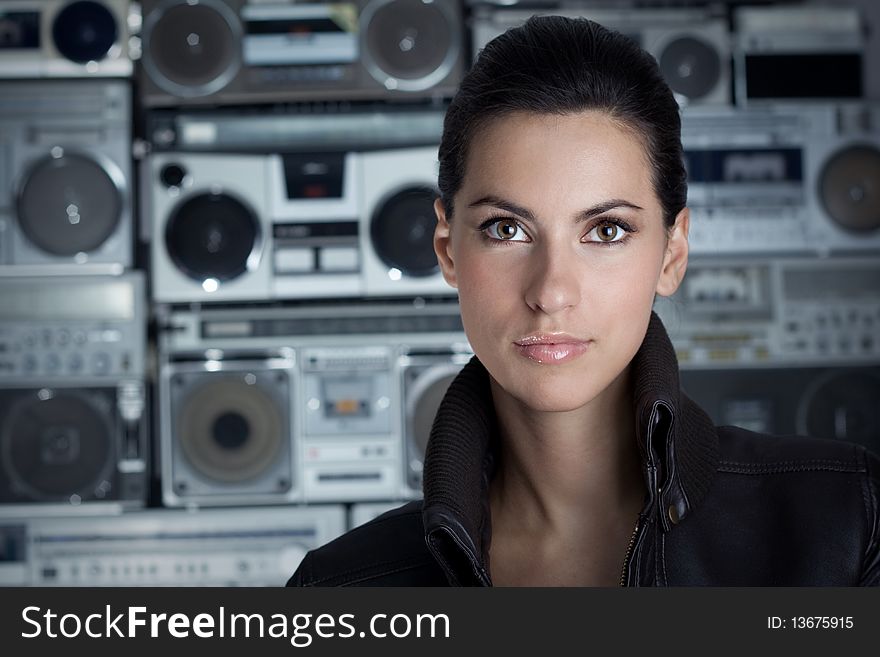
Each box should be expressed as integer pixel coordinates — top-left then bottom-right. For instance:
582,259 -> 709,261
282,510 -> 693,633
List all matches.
421,310 -> 720,584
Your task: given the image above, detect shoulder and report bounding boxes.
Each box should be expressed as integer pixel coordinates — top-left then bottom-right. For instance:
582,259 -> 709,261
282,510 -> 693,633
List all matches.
671,426 -> 880,585
715,424 -> 880,478
286,500 -> 448,587
715,426 -> 880,583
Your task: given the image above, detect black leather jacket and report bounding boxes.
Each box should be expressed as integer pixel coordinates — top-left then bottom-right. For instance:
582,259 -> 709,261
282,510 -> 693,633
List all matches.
289,312 -> 880,586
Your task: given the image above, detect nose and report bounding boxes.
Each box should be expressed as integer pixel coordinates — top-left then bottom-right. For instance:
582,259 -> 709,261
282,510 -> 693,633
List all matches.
523,243 -> 582,315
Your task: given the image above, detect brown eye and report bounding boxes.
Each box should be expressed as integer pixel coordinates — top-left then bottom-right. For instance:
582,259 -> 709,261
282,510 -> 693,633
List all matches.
595,222 -> 620,242
493,219 -> 520,240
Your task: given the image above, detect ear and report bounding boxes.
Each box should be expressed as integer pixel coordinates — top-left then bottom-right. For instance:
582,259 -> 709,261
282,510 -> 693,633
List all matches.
433,197 -> 458,288
655,207 -> 689,298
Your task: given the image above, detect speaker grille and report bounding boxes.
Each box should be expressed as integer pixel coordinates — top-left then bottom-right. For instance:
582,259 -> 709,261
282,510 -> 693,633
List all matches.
175,373 -> 286,484
362,0 -> 458,91
143,0 -> 240,97
1,389 -> 115,502
17,152 -> 122,256
819,144 -> 880,232
658,36 -> 721,101
165,191 -> 260,282
52,0 -> 118,64
370,185 -> 439,277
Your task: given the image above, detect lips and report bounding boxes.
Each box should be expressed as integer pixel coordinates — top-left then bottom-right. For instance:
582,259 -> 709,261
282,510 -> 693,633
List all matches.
513,333 -> 592,364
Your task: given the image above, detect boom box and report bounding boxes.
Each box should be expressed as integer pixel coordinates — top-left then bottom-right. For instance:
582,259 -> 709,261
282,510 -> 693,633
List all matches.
157,299 -> 469,504
138,0 -> 464,107
655,253 -> 880,455
0,80 -> 132,273
471,5 -> 731,106
0,505 -> 345,586
682,104 -> 880,256
0,0 -> 133,78
654,255 -> 880,370
0,272 -> 148,512
733,4 -> 864,103
148,146 -> 453,303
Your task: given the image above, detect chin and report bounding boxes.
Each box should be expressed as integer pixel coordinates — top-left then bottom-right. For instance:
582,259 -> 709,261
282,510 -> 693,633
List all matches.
497,370 -> 610,414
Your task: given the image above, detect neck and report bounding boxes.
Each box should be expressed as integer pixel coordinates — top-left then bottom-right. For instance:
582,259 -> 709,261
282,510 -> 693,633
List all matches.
489,363 -> 646,535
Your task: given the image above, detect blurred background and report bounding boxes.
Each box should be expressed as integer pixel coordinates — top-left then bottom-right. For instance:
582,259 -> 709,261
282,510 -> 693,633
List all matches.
0,0 -> 877,586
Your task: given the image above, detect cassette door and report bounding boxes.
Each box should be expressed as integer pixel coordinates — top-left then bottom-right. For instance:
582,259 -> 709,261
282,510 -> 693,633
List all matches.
299,346 -> 403,502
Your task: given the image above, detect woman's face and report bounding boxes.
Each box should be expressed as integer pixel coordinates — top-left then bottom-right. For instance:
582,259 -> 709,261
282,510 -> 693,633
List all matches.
433,111 -> 689,413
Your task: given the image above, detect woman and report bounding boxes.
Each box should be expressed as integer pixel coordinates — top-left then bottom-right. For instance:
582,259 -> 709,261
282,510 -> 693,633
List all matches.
288,16 -> 880,586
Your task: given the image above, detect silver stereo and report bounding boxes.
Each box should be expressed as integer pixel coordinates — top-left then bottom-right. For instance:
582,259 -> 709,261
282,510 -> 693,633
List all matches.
471,5 -> 731,106
0,505 -> 346,586
149,146 -> 453,303
399,347 -> 470,495
0,80 -> 132,273
0,0 -> 133,79
0,272 -> 148,512
138,0 -> 464,107
158,299 -> 468,503
733,4 -> 864,104
655,254 -> 880,455
682,104 -> 880,256
654,255 -> 880,369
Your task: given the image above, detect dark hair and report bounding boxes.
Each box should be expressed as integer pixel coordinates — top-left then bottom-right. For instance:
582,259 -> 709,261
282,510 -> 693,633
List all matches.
438,16 -> 687,228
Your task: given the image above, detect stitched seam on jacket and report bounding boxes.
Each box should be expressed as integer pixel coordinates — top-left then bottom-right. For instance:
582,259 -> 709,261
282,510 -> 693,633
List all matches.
336,561 -> 440,587
718,459 -> 863,475
303,556 -> 433,586
860,450 -> 878,584
860,455 -> 871,567
659,532 -> 668,586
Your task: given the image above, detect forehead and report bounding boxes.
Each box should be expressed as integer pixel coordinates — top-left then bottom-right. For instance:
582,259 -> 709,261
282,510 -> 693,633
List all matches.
462,111 -> 654,202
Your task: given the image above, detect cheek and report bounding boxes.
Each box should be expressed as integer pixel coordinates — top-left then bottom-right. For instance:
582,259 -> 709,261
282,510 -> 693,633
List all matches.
455,252 -> 517,321
594,250 -> 664,306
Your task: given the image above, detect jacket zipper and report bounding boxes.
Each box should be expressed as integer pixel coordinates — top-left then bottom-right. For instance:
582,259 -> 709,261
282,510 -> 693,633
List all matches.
619,517 -> 641,587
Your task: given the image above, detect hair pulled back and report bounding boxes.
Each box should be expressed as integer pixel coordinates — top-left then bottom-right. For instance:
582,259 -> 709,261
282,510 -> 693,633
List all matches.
437,15 -> 687,228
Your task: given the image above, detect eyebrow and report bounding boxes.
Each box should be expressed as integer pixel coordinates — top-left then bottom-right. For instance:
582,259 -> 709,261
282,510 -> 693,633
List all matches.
466,195 -> 644,223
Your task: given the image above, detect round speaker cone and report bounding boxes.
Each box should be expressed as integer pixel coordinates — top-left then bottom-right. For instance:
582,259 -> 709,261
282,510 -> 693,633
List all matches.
801,370 -> 880,454
165,192 -> 259,282
410,370 -> 458,460
17,153 -> 122,256
52,0 -> 117,63
145,1 -> 239,95
370,185 -> 439,277
818,145 -> 880,232
1,390 -> 113,500
177,375 -> 284,483
658,36 -> 721,101
364,0 -> 454,84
